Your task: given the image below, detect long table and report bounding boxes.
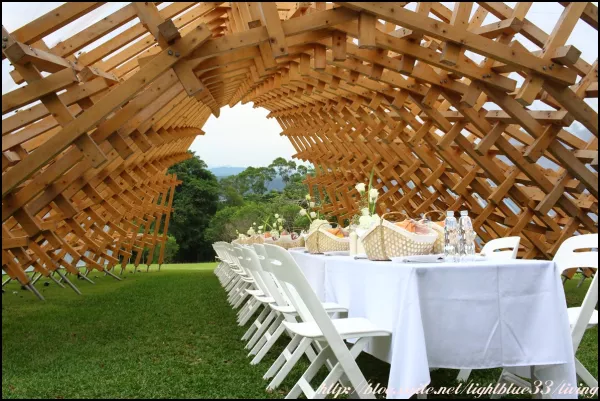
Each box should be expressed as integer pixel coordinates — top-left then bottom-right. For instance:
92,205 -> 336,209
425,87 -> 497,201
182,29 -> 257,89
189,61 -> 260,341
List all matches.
290,250 -> 577,399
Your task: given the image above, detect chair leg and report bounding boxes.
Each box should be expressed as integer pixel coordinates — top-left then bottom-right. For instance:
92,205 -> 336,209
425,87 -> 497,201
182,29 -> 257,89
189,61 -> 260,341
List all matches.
295,338 -> 373,400
251,318 -> 286,364
241,305 -> 269,339
530,366 -> 542,400
239,298 -> 263,326
288,344 -> 335,399
456,369 -> 472,382
246,310 -> 277,349
266,336 -> 312,391
575,357 -> 598,388
490,369 -> 530,399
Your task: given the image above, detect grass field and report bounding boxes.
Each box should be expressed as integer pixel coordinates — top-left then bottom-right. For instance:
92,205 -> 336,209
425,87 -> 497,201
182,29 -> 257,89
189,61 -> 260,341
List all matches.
2,264 -> 597,399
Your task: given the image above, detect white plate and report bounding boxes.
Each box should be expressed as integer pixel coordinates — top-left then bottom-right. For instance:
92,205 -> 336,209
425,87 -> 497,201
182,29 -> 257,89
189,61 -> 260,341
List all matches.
391,254 -> 445,264
324,251 -> 350,256
289,247 -> 307,251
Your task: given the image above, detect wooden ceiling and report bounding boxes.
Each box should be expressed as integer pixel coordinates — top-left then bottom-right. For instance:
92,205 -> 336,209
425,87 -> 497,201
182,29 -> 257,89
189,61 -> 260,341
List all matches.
1,2 -> 598,298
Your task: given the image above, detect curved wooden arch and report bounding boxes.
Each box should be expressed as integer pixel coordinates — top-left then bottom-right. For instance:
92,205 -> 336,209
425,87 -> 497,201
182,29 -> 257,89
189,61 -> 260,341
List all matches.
2,2 -> 598,297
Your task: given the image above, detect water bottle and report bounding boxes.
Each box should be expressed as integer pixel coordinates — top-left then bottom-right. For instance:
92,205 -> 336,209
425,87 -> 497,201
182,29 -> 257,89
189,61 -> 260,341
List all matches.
444,211 -> 458,262
458,210 -> 476,261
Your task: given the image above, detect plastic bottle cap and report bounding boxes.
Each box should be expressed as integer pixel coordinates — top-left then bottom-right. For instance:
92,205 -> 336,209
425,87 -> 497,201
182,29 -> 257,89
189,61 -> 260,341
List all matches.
460,211 -> 468,216
446,211 -> 454,217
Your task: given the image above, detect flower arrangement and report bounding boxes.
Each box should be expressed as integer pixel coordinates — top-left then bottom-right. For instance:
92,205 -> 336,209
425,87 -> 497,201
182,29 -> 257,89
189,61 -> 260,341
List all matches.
299,193 -> 331,232
353,169 -> 381,229
258,213 -> 286,239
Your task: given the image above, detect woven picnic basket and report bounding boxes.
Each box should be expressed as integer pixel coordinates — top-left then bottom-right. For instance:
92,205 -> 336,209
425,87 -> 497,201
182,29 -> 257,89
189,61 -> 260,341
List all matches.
273,236 -> 305,250
362,212 -> 438,261
422,210 -> 445,255
250,235 -> 265,244
306,223 -> 349,254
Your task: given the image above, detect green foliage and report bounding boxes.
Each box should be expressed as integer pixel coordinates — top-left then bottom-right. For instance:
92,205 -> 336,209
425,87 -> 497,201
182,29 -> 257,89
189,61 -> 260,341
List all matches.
203,158 -> 315,242
141,235 -> 179,264
160,153 -> 314,261
167,152 -> 219,262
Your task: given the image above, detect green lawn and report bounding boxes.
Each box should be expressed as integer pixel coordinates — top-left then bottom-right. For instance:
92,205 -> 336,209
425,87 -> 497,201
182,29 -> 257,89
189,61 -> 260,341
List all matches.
2,264 -> 597,399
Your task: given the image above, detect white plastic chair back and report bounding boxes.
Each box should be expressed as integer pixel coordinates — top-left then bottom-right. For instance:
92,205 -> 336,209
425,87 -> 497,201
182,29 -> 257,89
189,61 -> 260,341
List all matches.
554,234 -> 598,272
263,244 -> 345,330
253,244 -> 294,307
553,234 -> 598,351
240,246 -> 279,301
233,246 -> 259,281
481,236 -> 520,260
213,242 -> 230,263
222,243 -> 239,267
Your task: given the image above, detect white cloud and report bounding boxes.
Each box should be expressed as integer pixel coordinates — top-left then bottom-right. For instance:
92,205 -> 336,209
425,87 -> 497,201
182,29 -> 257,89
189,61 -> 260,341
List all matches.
190,103 -> 299,167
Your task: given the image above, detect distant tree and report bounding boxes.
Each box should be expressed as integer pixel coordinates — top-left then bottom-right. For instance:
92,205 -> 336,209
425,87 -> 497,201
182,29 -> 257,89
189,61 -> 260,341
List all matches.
269,157 -> 297,184
218,176 -> 245,207
236,166 -> 276,195
167,152 -> 220,262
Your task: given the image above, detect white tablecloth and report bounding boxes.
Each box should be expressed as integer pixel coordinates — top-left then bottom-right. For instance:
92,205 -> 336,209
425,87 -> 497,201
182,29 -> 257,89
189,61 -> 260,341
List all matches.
290,251 -> 577,399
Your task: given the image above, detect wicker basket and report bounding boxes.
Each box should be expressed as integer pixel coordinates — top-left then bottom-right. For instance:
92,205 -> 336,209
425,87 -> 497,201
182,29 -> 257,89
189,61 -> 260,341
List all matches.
305,224 -> 350,254
250,235 -> 265,244
362,212 -> 438,261
273,236 -> 305,250
422,210 -> 445,255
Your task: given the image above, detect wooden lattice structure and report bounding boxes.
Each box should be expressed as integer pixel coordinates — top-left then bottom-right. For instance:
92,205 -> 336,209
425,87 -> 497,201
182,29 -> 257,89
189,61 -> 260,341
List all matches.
2,2 -> 598,298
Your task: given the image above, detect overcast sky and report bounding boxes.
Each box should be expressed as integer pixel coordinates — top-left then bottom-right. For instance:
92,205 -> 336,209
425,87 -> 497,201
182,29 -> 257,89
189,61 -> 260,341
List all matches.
2,2 -> 598,168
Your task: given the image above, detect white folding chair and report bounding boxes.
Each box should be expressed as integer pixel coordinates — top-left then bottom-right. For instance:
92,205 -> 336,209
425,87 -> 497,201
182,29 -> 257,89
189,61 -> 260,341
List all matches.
262,244 -> 391,399
236,246 -> 281,335
457,236 -> 521,382
247,245 -> 348,389
480,236 -> 521,260
221,244 -> 257,311
231,246 -> 270,324
489,234 -> 598,398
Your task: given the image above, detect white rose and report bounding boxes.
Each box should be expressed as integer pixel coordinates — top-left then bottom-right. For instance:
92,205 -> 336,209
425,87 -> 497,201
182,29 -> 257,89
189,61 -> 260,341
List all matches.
355,183 -> 366,193
258,225 -> 264,230
258,230 -> 262,234
299,209 -> 307,216
361,207 -> 370,216
279,225 -> 283,230
253,222 -> 257,225
310,211 -> 317,219
277,217 -> 283,223
369,188 -> 378,200
305,194 -> 311,200
309,201 -> 316,208
274,214 -> 279,218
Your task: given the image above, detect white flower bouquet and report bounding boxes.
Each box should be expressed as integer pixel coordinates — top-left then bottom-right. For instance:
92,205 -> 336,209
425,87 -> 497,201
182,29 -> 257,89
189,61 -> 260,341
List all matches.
353,169 -> 380,231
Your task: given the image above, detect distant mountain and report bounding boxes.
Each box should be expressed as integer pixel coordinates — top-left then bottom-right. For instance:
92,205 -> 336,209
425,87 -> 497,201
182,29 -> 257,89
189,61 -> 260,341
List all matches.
267,176 -> 285,191
208,166 -> 286,191
209,166 -> 246,177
